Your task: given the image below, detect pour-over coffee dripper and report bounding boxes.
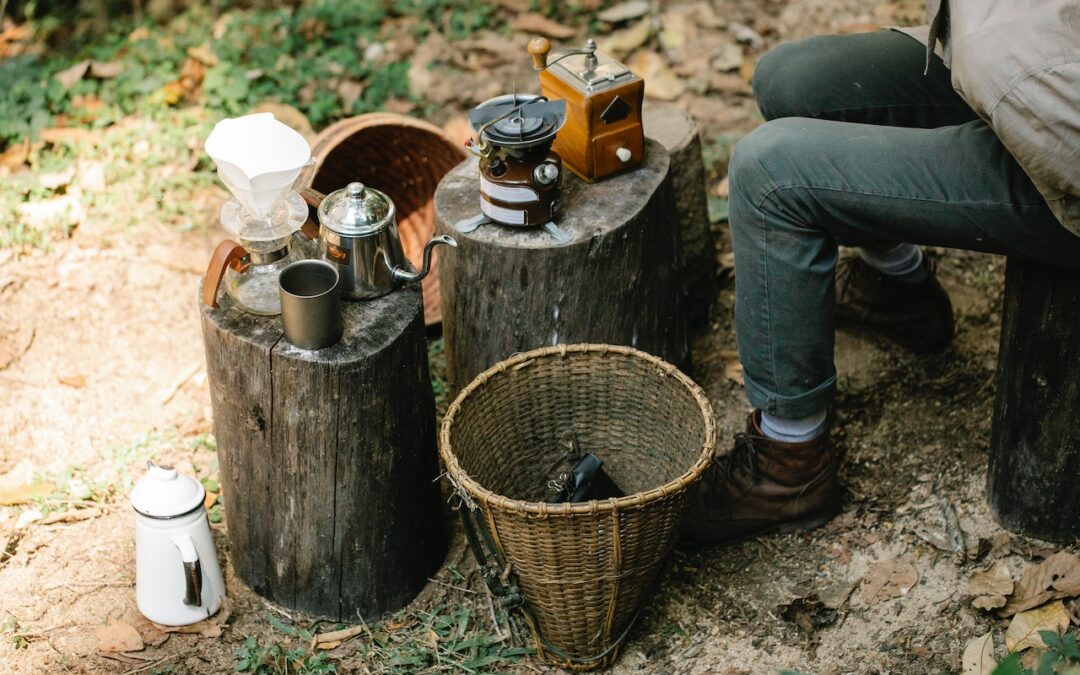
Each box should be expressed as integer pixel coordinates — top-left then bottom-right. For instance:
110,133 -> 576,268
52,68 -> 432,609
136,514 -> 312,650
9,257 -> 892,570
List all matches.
203,113 -> 314,315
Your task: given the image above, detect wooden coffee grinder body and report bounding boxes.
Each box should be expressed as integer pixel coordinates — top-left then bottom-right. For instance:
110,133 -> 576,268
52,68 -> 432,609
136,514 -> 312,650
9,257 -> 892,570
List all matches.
531,38 -> 645,183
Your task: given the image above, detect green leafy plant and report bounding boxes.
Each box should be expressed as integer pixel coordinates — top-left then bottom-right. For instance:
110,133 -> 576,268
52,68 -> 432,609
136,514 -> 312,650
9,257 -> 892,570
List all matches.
991,631 -> 1080,675
234,615 -> 336,674
1,615 -> 29,650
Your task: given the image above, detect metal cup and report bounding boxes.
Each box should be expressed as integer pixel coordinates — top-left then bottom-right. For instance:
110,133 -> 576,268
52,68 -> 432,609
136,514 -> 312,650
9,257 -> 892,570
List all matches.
278,260 -> 343,350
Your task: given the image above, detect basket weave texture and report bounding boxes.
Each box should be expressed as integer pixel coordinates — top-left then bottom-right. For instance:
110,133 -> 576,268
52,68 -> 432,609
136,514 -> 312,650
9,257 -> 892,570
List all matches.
310,113 -> 466,325
440,344 -> 717,670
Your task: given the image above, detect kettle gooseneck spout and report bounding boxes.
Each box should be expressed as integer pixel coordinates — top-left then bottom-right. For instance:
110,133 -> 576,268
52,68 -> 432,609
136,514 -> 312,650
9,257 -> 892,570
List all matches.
391,235 -> 457,284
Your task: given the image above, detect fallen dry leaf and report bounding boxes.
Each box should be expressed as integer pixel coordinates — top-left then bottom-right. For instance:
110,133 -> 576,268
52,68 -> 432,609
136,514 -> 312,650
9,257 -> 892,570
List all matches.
511,13 -> 576,39
131,615 -> 170,648
58,374 -> 86,388
711,39 -> 744,72
152,597 -> 230,637
55,60 -> 91,90
860,559 -> 919,606
95,619 -> 145,653
88,61 -> 123,78
719,349 -> 743,385
838,22 -> 882,34
729,22 -> 765,49
0,482 -> 56,506
659,11 -> 695,50
38,166 -> 76,190
1000,552 -> 1080,617
962,632 -> 996,675
1005,601 -> 1070,652
597,0 -> 650,23
77,161 -> 107,193
819,579 -> 858,610
715,176 -> 729,198
779,593 -> 837,634
627,51 -> 685,101
598,17 -> 653,58
968,561 -> 1013,611
336,80 -> 364,113
41,507 -> 104,525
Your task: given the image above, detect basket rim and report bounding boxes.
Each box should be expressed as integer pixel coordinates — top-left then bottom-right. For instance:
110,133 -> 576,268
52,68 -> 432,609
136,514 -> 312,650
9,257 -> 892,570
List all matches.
439,343 -> 718,516
310,112 -> 469,163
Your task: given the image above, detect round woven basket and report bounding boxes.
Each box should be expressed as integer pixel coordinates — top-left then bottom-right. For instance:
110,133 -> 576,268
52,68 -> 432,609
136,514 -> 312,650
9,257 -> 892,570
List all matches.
440,344 -> 717,670
310,113 -> 467,325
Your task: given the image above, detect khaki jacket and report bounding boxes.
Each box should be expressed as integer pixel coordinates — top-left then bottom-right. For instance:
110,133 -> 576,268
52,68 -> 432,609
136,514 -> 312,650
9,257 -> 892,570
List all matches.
900,1 -> 1080,237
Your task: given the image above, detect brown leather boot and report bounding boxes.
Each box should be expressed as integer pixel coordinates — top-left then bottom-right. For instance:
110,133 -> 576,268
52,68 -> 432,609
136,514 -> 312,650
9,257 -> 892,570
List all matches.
680,411 -> 841,547
835,256 -> 954,353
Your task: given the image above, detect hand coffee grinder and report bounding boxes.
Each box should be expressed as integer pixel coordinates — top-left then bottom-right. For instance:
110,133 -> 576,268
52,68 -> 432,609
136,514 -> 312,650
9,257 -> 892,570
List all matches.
453,94 -> 571,243
201,113 -> 314,315
529,37 -> 645,183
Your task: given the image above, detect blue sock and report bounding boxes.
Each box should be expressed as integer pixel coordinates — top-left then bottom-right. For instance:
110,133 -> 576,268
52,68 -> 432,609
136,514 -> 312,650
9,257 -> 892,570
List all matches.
760,410 -> 827,443
858,243 -> 928,283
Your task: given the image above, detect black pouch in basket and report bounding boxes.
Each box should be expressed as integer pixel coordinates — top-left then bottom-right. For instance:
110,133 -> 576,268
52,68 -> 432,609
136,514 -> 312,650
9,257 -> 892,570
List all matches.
548,453 -> 624,503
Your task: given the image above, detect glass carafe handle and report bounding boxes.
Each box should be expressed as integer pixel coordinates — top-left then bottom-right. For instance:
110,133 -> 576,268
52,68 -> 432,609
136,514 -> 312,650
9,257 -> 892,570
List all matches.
299,187 -> 327,240
202,240 -> 249,308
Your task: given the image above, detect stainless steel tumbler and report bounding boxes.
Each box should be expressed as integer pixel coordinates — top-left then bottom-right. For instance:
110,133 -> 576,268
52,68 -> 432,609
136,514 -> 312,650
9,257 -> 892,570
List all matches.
278,260 -> 343,350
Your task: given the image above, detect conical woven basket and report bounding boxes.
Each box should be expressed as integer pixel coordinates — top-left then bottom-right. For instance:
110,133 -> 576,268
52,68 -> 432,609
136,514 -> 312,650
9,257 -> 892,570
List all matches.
310,113 -> 467,325
440,344 -> 717,670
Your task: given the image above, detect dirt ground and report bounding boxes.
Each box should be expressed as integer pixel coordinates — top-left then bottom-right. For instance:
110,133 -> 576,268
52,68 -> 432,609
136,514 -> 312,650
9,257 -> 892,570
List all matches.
2,0 -> 1078,673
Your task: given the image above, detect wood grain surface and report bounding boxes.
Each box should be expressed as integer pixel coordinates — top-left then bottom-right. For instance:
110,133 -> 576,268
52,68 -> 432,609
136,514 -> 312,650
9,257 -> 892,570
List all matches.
988,258 -> 1080,541
200,282 -> 447,619
434,138 -> 689,393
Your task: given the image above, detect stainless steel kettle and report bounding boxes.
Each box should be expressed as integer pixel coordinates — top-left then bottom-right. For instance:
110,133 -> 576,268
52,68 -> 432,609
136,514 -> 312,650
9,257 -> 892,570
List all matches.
311,182 -> 456,300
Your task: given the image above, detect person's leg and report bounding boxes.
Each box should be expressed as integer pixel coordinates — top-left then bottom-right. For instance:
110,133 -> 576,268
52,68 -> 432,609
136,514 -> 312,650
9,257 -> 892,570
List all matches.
750,31 -> 976,327
751,30 -> 977,128
730,116 -> 1080,419
683,116 -> 1080,546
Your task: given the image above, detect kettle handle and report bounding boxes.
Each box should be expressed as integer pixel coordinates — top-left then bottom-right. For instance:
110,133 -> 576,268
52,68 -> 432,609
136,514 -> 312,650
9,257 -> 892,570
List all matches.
202,240 -> 248,308
172,535 -> 203,607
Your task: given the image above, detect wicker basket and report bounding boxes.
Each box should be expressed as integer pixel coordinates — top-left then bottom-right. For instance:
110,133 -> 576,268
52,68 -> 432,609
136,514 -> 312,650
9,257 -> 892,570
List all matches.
439,344 -> 717,670
310,113 -> 467,325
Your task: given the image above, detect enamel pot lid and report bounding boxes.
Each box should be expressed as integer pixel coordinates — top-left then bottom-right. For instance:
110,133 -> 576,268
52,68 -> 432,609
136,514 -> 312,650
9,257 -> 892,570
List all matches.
130,461 -> 206,519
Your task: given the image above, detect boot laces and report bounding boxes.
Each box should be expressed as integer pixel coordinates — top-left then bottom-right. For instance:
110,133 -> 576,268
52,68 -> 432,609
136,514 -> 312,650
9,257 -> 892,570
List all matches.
703,432 -> 760,509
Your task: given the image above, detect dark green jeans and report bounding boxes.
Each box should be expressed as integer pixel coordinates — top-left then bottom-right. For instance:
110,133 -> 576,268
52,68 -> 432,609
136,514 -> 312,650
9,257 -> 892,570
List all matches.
729,31 -> 1080,418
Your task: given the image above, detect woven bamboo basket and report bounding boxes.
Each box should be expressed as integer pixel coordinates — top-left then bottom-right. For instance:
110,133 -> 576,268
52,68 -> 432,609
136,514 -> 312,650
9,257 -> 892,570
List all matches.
310,113 -> 467,325
440,344 -> 717,670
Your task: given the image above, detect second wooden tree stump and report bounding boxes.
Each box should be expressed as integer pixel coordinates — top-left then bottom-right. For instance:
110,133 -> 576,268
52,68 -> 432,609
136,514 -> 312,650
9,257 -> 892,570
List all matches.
642,102 -> 716,323
435,139 -> 687,392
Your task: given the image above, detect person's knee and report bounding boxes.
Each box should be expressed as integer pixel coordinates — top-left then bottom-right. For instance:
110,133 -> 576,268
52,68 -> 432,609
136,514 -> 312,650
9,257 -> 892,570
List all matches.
729,119 -> 803,203
752,38 -> 828,120
752,43 -> 797,119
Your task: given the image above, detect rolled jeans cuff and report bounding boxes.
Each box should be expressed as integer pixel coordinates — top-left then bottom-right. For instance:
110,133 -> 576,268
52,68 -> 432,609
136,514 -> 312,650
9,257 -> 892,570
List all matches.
743,371 -> 836,418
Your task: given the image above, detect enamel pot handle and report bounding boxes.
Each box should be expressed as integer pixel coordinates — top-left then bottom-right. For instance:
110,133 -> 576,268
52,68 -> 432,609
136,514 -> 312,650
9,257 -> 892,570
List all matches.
202,240 -> 247,308
172,534 -> 203,607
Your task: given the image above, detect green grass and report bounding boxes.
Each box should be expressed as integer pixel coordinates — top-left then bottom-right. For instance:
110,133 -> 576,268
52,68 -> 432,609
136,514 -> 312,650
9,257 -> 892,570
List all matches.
236,603 -> 531,674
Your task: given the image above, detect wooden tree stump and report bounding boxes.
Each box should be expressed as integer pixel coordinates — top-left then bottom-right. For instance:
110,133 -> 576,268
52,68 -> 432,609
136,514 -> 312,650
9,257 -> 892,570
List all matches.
988,258 -> 1080,541
642,102 -> 717,323
435,139 -> 687,392
200,283 -> 447,620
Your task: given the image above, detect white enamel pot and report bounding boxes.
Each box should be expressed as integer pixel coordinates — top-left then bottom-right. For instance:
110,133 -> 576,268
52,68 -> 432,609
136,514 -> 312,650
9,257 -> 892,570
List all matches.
131,462 -> 225,626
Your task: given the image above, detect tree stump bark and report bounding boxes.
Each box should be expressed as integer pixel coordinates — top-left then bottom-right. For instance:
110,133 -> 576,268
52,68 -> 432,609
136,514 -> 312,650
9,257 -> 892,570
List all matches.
642,102 -> 716,324
200,283 -> 447,620
435,138 -> 687,392
988,258 -> 1080,542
